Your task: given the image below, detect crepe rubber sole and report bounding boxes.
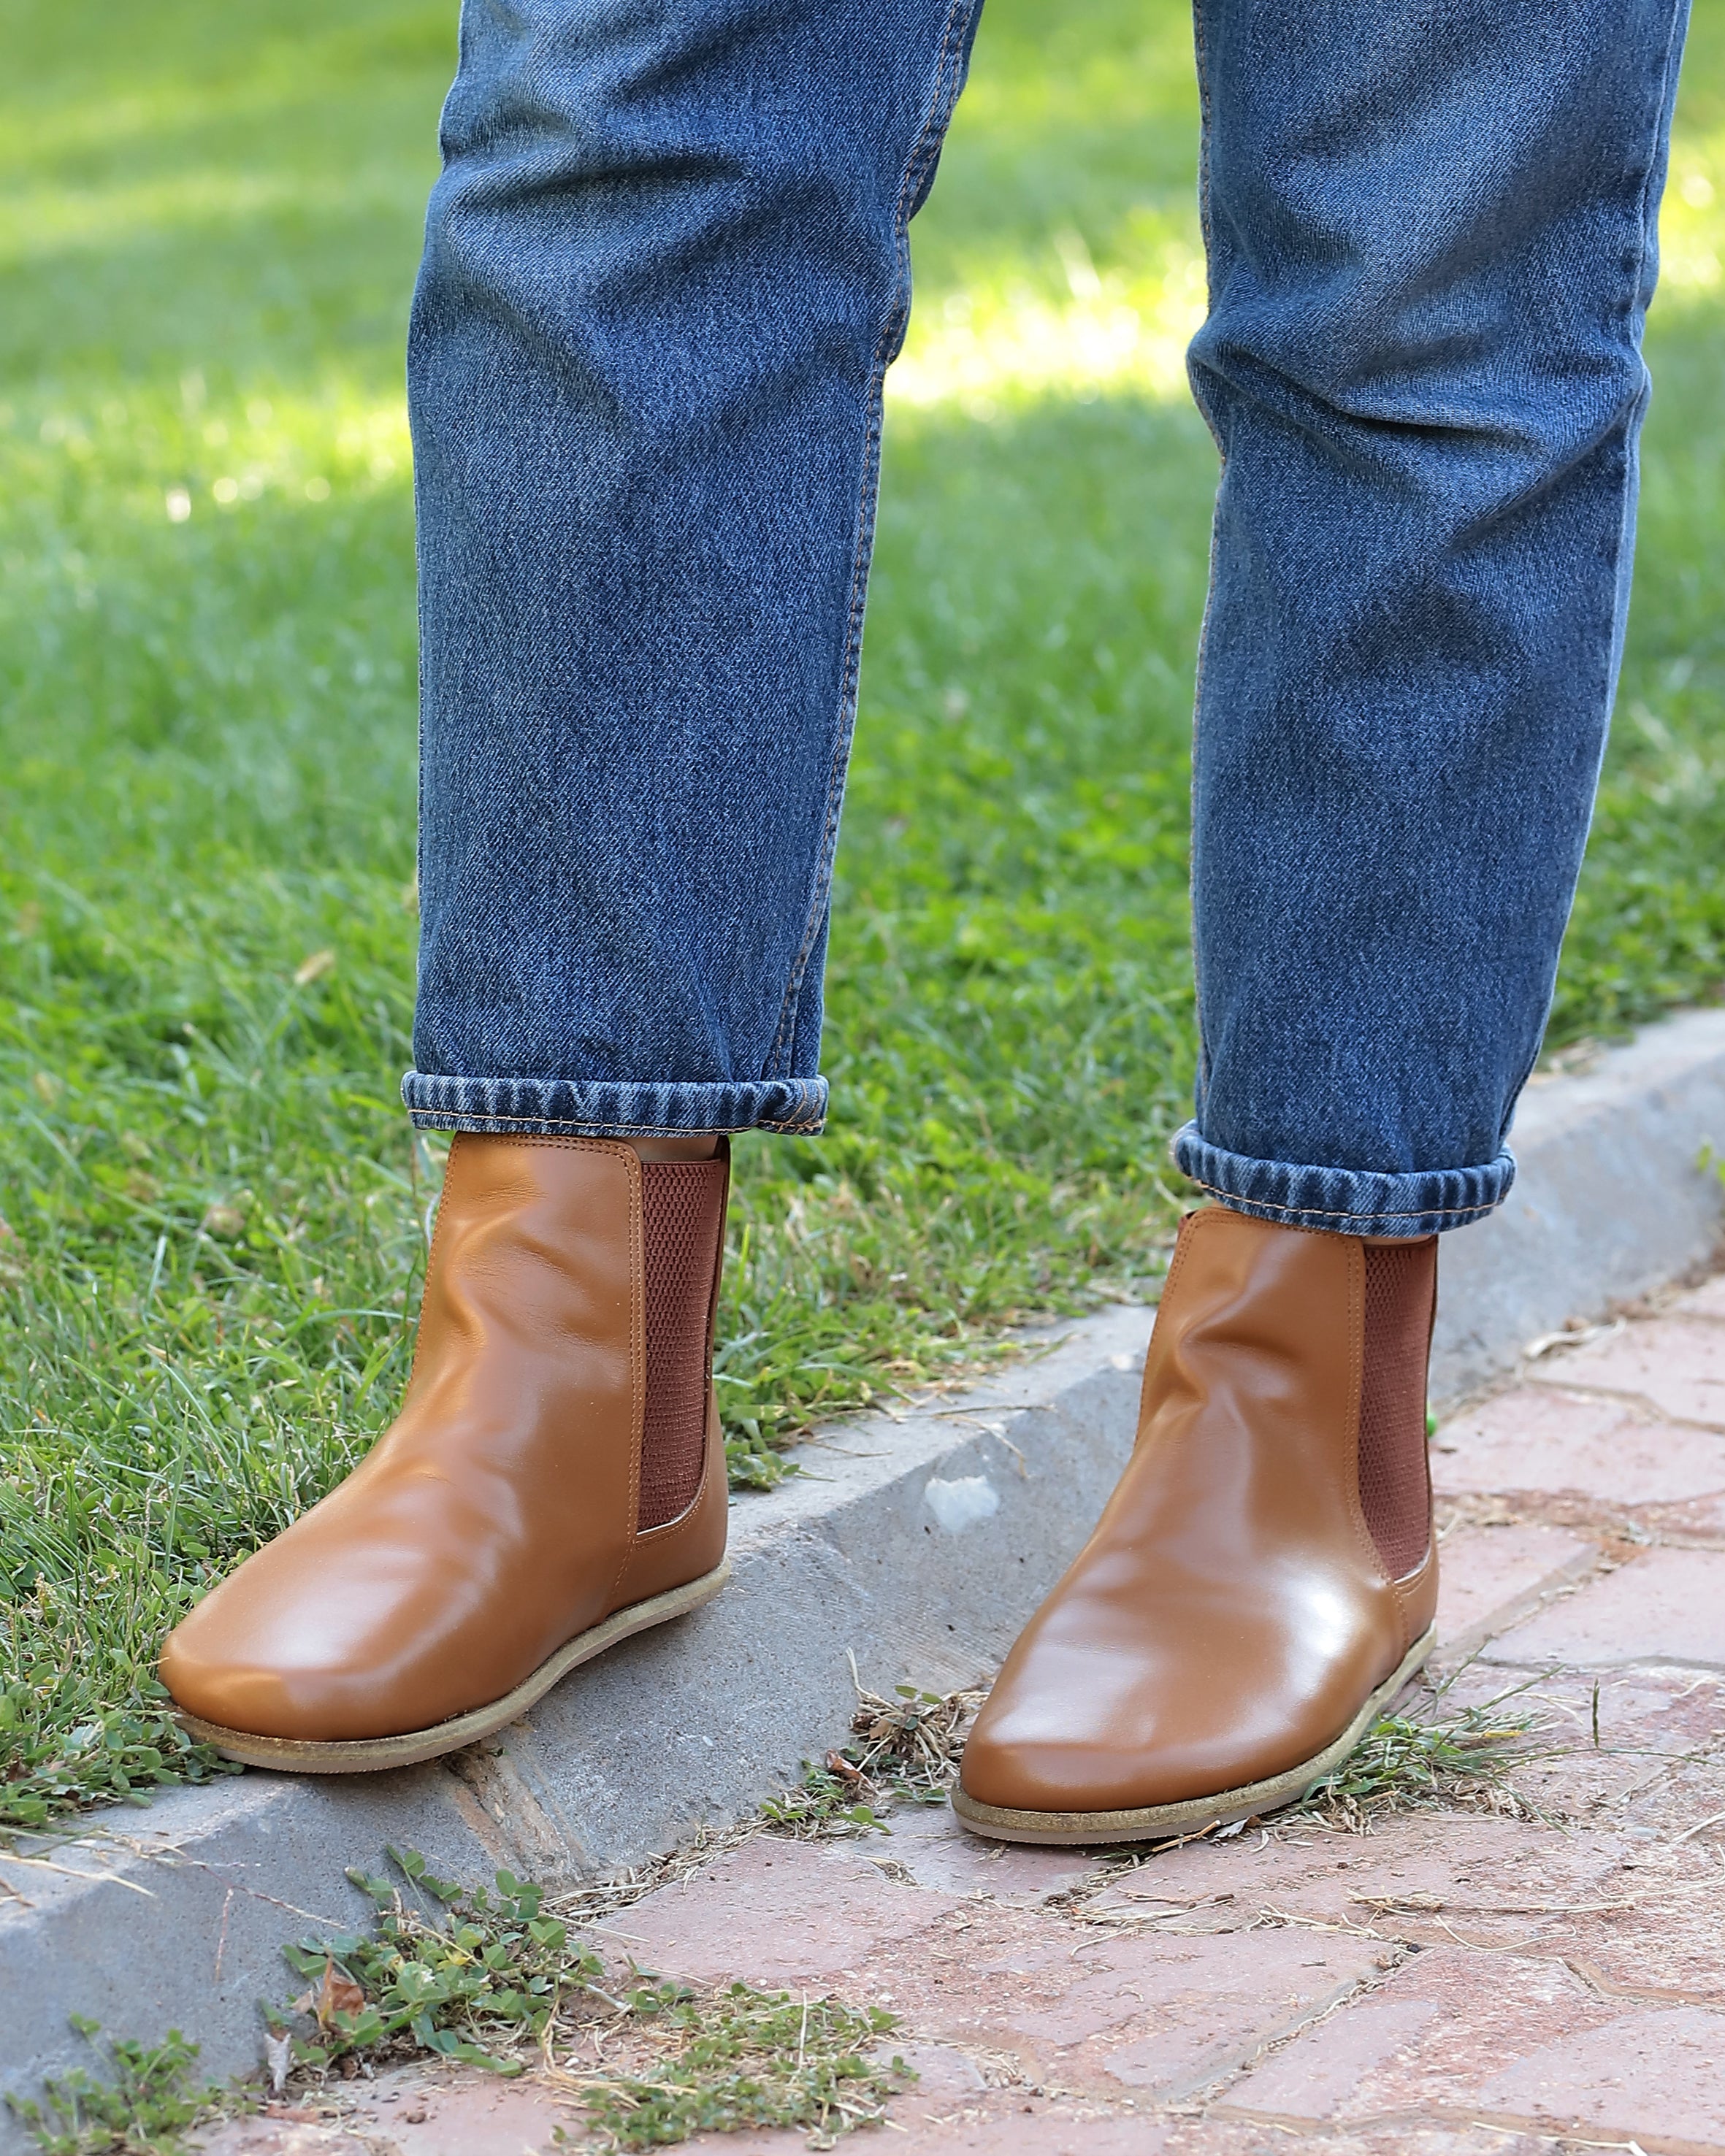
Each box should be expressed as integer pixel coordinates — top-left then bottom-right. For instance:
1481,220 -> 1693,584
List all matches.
951,1624 -> 1437,1846
173,1558 -> 733,1774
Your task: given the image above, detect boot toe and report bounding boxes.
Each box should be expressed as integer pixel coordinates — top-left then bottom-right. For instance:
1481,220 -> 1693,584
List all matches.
159,1563 -> 380,1741
158,1525 -> 498,1743
159,1612 -> 316,1741
960,1689 -> 1226,1814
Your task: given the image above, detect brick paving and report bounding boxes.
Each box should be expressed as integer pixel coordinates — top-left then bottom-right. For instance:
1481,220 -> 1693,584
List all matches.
204,1281 -> 1725,2156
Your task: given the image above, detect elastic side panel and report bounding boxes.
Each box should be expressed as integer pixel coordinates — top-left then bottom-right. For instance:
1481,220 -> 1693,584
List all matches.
638,1159 -> 728,1531
1357,1238 -> 1437,1578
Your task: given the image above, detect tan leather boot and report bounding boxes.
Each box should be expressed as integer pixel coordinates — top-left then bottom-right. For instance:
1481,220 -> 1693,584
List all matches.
954,1204 -> 1437,1844
160,1134 -> 731,1771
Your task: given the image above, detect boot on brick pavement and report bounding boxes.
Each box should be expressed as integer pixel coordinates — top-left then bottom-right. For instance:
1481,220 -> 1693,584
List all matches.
955,1204 -> 1438,1844
160,1133 -> 731,1771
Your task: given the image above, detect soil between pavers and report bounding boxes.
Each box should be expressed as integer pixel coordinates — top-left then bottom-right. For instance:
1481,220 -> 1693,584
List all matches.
192,1278 -> 1725,2156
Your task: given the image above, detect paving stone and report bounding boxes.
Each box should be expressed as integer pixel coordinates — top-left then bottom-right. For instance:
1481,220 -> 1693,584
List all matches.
681,2099 -> 1170,2154
1433,1520 -> 1596,1646
1671,1275 -> 1725,1321
1224,1944 -> 1725,2147
1219,1990 -> 1442,2121
1087,1813 -> 1629,1951
887,1911 -> 1384,2101
1472,2002 -> 1725,2145
1220,1943 -> 1725,2145
1526,1316 -> 1725,1427
1433,1386 -> 1725,1506
876,1799 -> 1098,1906
599,1835 -> 959,1988
198,2068 -> 571,2154
1436,1662 -> 1725,1833
1550,1846 -> 1725,2003
1485,1546 -> 1725,1668
684,2103 -> 1556,2153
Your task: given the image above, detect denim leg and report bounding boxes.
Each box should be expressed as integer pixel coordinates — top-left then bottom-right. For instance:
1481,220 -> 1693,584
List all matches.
403,0 -> 982,1138
1174,0 -> 1691,1236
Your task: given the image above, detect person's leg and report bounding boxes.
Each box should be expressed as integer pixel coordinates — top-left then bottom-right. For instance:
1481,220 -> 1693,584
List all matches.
1177,0 -> 1690,1233
958,0 -> 1689,1843
405,0 -> 981,1143
160,0 -> 985,1767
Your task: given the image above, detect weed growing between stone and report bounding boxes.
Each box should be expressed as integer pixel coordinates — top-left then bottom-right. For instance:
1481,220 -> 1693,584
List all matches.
272,1850 -> 907,2151
13,1847 -> 910,2155
550,1990 -> 909,2152
270,1849 -> 597,2076
1292,1689 -> 1549,1830
6,2019 -> 234,2156
761,1677 -> 984,1837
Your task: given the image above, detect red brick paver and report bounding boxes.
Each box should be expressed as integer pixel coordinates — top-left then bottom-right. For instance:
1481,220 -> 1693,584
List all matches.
204,1276 -> 1725,2156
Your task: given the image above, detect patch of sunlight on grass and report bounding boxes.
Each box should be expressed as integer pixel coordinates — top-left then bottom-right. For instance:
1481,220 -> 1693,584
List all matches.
890,228 -> 1206,412
1661,126 -> 1725,297
895,74 -> 1725,415
0,171 -> 424,266
6,377 -> 412,526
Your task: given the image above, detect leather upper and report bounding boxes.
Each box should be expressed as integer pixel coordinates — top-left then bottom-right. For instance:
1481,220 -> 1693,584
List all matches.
159,1135 -> 727,1742
959,1206 -> 1437,1815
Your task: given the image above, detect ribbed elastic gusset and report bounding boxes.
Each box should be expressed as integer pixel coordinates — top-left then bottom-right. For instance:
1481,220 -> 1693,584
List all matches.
1171,1123 -> 1515,1238
401,1070 -> 828,1137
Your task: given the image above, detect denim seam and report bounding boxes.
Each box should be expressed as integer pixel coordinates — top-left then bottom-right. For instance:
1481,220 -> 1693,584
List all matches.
762,0 -> 980,1081
1186,0 -> 1221,1119
1185,1176 -> 1499,1226
1483,0 -> 1686,1153
1630,1 -> 1691,312
403,1102 -> 828,1136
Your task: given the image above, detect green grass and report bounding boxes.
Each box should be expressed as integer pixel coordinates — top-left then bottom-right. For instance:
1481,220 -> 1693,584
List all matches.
3,0 -> 1724,1826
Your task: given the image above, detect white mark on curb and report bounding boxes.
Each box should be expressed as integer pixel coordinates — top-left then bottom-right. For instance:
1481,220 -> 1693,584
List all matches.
923,1475 -> 1001,1533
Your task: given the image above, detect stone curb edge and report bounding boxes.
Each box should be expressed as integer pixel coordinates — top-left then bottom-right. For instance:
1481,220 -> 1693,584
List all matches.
3,1005 -> 1724,2132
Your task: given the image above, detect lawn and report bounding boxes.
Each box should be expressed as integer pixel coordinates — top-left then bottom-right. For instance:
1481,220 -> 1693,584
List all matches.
2,0 -> 1723,1827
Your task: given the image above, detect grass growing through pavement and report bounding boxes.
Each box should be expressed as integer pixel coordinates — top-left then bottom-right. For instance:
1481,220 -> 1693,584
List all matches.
1290,1695 -> 1547,1832
3,0 -> 1724,1825
7,2021 -> 231,2156
762,1677 -> 985,1839
11,1849 -> 909,2155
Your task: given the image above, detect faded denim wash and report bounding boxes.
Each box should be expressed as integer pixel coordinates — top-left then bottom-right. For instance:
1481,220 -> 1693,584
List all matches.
404,0 -> 1691,1239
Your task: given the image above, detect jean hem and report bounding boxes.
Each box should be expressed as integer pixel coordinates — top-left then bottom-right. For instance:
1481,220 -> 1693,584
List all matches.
401,1071 -> 828,1137
1171,1123 -> 1514,1238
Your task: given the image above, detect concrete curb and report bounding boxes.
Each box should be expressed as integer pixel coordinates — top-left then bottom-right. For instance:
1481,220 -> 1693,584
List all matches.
4,1006 -> 1724,2134
1432,1005 -> 1725,1398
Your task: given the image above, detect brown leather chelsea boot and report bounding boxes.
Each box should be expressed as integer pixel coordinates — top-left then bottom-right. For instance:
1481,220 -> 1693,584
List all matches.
159,1133 -> 732,1771
954,1204 -> 1438,1844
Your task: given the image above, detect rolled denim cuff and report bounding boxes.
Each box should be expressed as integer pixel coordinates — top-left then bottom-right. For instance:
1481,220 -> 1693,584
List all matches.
1171,1122 -> 1514,1238
401,1070 -> 828,1137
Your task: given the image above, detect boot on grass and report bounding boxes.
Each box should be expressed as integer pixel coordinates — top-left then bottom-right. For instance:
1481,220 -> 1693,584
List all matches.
160,1134 -> 730,1772
955,1204 -> 1438,1844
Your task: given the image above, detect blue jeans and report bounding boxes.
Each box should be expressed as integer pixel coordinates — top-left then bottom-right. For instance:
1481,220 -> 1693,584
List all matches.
403,0 -> 1690,1240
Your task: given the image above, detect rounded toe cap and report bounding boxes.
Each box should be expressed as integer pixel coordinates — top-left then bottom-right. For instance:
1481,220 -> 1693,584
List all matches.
958,1717 -> 1152,1817
159,1581 -> 320,1740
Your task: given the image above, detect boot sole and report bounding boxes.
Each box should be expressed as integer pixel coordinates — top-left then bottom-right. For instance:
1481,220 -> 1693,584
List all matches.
950,1624 -> 1437,1846
173,1558 -> 733,1774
